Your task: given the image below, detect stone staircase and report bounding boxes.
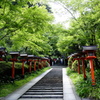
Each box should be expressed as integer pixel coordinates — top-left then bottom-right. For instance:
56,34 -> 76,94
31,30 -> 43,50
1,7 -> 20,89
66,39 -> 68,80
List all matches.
19,87 -> 63,100
18,68 -> 63,100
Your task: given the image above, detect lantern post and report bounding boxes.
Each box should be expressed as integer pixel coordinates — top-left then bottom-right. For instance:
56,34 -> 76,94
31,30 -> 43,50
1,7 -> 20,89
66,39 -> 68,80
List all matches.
10,52 -> 19,80
77,58 -> 81,74
33,56 -> 39,72
72,53 -> 78,72
82,46 -> 97,86
28,55 -> 34,73
36,57 -> 41,70
75,54 -> 81,74
33,59 -> 37,72
20,54 -> 27,78
79,52 -> 87,80
38,57 -> 42,70
33,56 -> 38,72
43,57 -> 48,67
41,57 -> 47,68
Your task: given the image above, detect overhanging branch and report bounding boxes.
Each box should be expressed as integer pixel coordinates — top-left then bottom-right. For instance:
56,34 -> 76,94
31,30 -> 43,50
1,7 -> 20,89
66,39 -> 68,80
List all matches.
0,29 -> 17,41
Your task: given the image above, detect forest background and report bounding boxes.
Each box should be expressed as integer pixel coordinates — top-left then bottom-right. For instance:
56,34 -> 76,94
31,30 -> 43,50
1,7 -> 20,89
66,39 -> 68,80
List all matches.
0,0 -> 100,58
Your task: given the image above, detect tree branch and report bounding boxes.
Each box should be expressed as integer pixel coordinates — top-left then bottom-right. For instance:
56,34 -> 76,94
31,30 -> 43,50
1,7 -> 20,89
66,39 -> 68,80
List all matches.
0,29 -> 17,41
57,2 -> 90,38
0,26 -> 8,31
0,33 -> 9,40
56,2 -> 77,21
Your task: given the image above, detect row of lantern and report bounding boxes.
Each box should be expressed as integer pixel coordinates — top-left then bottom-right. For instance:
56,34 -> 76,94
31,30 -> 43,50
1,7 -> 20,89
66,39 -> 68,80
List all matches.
68,46 -> 97,86
0,47 -> 50,80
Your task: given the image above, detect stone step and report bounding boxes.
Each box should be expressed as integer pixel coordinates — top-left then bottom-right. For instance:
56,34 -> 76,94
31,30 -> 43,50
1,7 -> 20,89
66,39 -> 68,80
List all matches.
32,85 -> 63,88
21,95 -> 63,98
28,90 -> 63,92
19,99 -> 63,100
25,92 -> 63,95
30,87 -> 63,90
18,68 -> 63,100
32,86 -> 63,88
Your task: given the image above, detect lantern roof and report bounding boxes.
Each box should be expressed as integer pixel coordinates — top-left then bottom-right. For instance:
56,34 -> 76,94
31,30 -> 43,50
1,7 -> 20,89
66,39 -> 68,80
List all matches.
28,55 -> 34,58
0,47 -> 6,51
20,54 -> 27,57
82,46 -> 97,51
10,51 -> 19,55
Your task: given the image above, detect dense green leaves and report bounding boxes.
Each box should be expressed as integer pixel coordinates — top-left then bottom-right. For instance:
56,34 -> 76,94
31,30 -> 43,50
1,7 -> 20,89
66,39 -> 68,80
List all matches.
0,0 -> 54,56
1,0 -> 100,57
53,0 -> 100,56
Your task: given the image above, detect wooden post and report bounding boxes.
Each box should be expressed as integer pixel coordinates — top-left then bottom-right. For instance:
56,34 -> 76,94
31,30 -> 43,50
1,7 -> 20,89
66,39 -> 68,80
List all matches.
89,59 -> 96,86
82,59 -> 87,80
22,61 -> 25,76
34,60 -> 37,71
29,61 -> 32,73
12,61 -> 15,79
78,60 -> 81,74
0,58 -> 3,61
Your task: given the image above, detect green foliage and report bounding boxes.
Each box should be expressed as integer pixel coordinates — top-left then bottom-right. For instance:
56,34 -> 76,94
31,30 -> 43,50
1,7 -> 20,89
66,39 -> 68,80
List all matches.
1,0 -> 100,59
0,61 -> 28,74
45,24 -> 67,56
68,56 -> 73,68
46,61 -> 50,67
0,61 -> 50,82
0,61 -> 29,83
0,67 -> 51,97
67,67 -> 75,76
52,0 -> 100,57
72,60 -> 78,71
0,0 -> 54,56
67,67 -> 100,100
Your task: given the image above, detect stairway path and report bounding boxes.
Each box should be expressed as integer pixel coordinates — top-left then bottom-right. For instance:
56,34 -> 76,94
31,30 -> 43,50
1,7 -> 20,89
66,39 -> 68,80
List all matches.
19,68 -> 63,100
3,67 -> 81,100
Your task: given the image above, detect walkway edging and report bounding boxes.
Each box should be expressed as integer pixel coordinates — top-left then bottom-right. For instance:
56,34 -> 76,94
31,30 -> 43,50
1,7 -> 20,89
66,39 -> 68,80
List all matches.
63,68 -> 81,100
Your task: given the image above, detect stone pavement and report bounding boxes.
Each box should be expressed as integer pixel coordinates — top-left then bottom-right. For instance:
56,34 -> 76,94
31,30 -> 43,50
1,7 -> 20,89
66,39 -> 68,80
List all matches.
63,68 -> 81,100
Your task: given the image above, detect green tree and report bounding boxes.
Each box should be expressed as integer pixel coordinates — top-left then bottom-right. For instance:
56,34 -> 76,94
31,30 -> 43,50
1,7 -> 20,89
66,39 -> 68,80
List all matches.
0,0 -> 54,56
53,0 -> 100,56
46,24 -> 68,57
